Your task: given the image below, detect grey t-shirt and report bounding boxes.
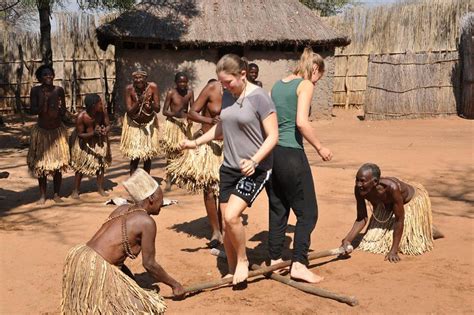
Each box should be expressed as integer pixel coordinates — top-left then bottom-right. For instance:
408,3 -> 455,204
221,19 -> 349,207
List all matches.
220,87 -> 276,170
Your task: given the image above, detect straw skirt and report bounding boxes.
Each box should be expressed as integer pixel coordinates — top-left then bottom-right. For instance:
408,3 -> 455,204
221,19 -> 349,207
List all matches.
120,114 -> 161,160
61,244 -> 166,314
166,140 -> 223,194
358,181 -> 434,255
160,117 -> 192,157
27,124 -> 70,177
69,130 -> 112,176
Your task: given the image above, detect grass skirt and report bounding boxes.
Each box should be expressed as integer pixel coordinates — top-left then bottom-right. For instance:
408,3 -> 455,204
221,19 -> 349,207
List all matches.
166,140 -> 223,194
120,114 -> 161,160
358,181 -> 434,255
27,124 -> 70,177
69,130 -> 112,176
160,117 -> 192,158
61,245 -> 166,314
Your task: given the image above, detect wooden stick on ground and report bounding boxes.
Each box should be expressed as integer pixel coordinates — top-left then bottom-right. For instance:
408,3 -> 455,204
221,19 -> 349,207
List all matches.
184,247 -> 344,294
250,264 -> 358,306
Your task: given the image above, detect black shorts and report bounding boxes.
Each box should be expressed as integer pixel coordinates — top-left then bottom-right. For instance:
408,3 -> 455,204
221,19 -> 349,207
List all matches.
219,165 -> 271,207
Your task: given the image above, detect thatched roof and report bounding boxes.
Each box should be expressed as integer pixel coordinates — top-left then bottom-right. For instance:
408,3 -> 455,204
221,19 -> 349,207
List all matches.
96,0 -> 350,50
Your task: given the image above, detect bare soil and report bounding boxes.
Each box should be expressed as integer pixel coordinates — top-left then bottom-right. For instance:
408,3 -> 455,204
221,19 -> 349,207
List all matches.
1,109 -> 473,314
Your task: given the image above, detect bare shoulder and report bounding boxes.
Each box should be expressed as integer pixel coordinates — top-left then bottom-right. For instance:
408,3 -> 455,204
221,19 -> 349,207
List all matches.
148,82 -> 159,90
30,85 -> 41,94
125,84 -> 134,91
54,85 -> 65,93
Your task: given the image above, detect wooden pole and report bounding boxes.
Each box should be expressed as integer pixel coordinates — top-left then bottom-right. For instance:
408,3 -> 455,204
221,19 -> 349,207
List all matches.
183,247 -> 344,294
250,264 -> 358,306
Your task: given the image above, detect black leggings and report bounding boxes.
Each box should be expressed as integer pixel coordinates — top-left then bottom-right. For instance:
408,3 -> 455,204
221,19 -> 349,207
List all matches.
266,145 -> 318,265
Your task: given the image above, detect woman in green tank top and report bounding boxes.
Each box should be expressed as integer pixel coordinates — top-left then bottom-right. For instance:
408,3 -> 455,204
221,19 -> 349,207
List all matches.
267,47 -> 333,283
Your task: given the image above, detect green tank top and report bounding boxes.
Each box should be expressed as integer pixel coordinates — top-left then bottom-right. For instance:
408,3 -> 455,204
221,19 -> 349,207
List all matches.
271,78 -> 304,150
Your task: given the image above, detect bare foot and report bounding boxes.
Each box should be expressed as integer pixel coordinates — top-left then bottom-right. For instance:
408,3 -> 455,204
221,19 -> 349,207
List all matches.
71,191 -> 80,199
233,260 -> 249,285
37,196 -> 46,205
98,189 -> 109,197
270,258 -> 289,274
53,194 -> 64,203
290,262 -> 324,283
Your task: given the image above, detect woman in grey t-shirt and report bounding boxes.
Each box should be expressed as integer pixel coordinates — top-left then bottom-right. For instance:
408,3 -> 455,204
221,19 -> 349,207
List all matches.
181,54 -> 278,286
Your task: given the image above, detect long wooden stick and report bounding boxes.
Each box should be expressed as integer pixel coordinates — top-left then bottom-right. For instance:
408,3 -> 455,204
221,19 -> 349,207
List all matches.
250,264 -> 358,306
184,247 -> 344,294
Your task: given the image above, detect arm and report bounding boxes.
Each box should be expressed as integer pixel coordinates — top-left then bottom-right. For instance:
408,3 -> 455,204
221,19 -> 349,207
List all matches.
29,88 -> 39,115
58,87 -> 66,116
151,83 -> 160,113
102,102 -> 111,135
187,84 -> 215,125
162,90 -> 174,117
125,86 -> 140,115
76,114 -> 97,140
296,80 -> 332,161
341,187 -> 369,252
141,218 -> 185,298
386,187 -> 405,263
240,112 -> 278,176
187,90 -> 194,113
180,121 -> 222,150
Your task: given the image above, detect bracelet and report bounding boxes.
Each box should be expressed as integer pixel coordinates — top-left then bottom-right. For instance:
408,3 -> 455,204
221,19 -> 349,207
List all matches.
250,158 -> 259,168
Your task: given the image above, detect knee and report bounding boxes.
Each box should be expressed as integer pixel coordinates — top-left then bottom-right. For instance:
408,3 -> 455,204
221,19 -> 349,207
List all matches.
224,212 -> 240,227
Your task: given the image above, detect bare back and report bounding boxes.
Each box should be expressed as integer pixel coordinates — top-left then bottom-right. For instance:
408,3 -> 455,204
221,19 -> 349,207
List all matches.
86,205 -> 155,266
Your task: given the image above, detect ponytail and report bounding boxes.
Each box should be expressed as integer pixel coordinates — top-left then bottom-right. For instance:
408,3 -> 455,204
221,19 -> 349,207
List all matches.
216,54 -> 248,76
293,47 -> 325,80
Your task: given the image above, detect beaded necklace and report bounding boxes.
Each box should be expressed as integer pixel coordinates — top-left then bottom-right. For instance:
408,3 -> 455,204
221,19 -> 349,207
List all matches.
104,207 -> 147,259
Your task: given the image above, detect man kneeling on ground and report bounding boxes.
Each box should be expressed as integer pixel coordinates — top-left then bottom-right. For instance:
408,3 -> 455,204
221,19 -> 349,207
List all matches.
61,168 -> 184,314
341,163 -> 443,263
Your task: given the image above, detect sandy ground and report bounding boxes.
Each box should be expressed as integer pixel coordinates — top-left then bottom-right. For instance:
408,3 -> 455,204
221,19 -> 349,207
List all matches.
0,109 -> 473,314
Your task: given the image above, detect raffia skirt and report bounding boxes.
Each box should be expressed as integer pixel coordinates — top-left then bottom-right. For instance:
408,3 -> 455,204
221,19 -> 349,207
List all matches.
27,124 -> 70,177
61,245 -> 166,314
160,117 -> 192,158
166,140 -> 223,194
358,181 -> 434,255
120,114 -> 161,160
69,131 -> 112,176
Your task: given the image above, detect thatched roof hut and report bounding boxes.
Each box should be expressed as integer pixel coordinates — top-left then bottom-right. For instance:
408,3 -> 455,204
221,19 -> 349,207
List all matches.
96,0 -> 350,118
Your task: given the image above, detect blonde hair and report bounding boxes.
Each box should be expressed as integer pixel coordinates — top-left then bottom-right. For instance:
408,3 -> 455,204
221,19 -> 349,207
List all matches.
293,47 -> 325,80
216,54 -> 248,76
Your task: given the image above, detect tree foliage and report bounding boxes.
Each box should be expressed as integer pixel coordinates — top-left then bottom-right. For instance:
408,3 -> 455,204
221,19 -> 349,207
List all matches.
299,0 -> 357,16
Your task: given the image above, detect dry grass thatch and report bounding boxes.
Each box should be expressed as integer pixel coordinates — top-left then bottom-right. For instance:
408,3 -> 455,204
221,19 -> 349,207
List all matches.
364,51 -> 459,119
96,0 -> 350,50
324,0 -> 473,110
325,0 -> 473,54
0,12 -> 115,114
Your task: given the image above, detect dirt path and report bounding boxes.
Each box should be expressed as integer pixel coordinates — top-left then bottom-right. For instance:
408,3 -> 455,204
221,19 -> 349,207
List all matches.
1,111 -> 473,314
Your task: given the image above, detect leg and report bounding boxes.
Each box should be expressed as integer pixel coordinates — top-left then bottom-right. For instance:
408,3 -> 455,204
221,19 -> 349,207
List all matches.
204,189 -> 222,247
165,173 -> 172,192
289,155 -> 322,283
223,195 -> 249,285
53,170 -> 64,203
143,158 -> 152,174
220,202 -> 237,277
97,167 -> 108,196
130,158 -> 140,176
37,175 -> 47,205
71,172 -> 83,199
266,177 -> 291,265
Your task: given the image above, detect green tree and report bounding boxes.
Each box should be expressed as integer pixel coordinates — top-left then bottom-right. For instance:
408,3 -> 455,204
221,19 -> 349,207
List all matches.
300,0 -> 357,16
